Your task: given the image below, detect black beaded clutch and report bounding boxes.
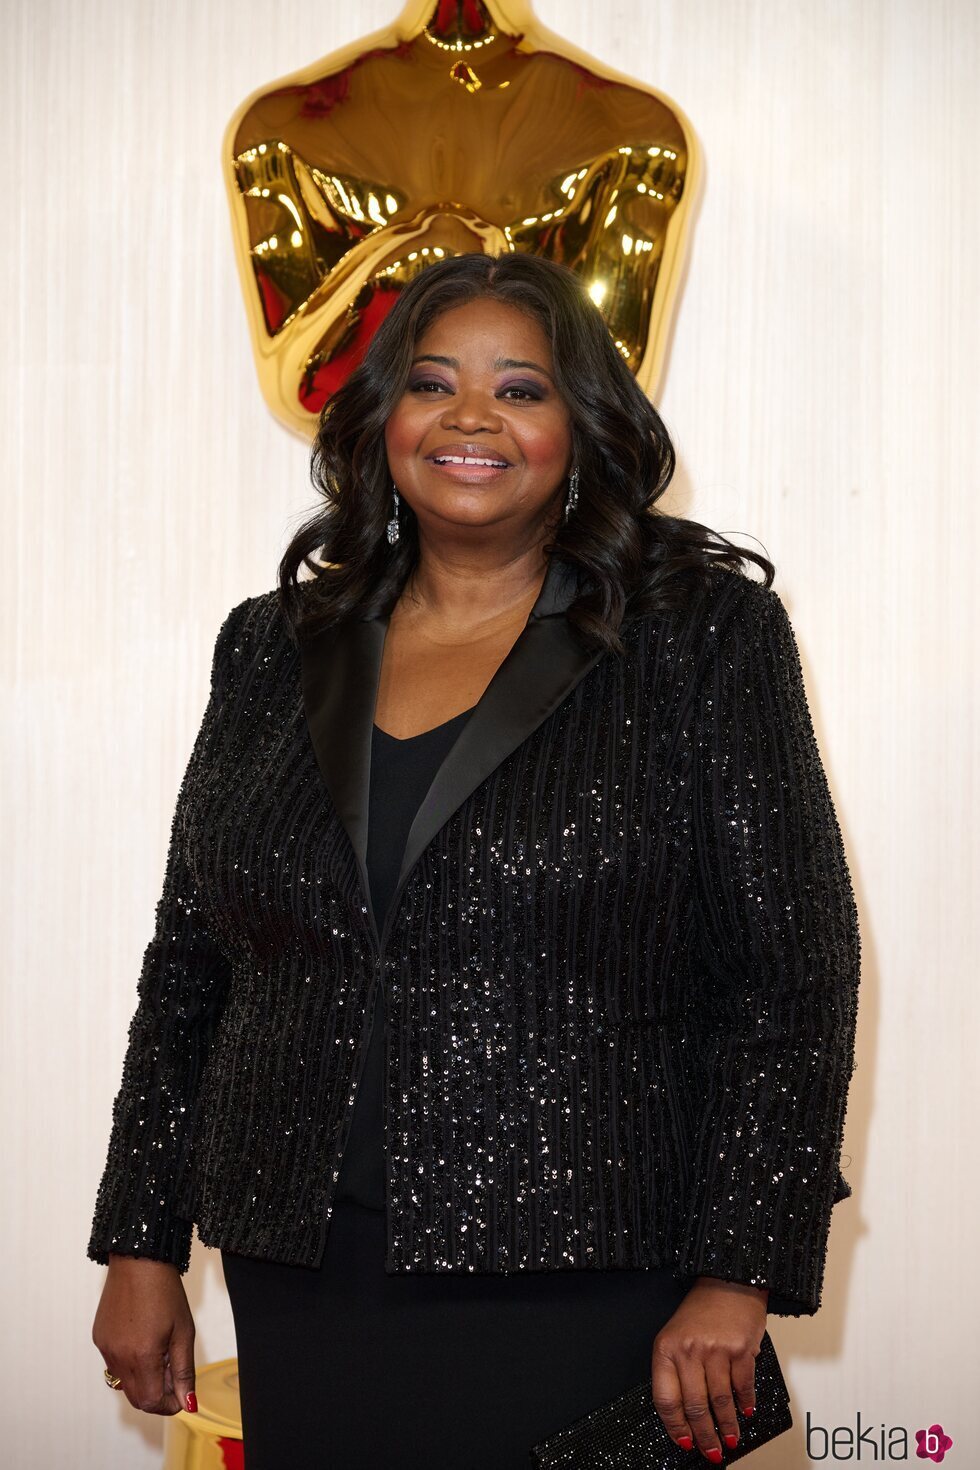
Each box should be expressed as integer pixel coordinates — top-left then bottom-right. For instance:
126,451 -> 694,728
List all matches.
529,1330 -> 792,1468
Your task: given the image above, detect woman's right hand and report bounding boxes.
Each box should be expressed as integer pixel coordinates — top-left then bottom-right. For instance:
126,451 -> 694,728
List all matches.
92,1254 -> 199,1416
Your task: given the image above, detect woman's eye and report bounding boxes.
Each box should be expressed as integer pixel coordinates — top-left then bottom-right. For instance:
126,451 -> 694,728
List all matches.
407,380 -> 542,401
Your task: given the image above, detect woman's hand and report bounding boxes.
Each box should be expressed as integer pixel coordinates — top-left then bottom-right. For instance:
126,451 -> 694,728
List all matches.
92,1254 -> 199,1417
651,1276 -> 768,1462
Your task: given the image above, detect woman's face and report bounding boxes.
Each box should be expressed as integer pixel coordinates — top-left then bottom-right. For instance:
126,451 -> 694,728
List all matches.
383,297 -> 573,540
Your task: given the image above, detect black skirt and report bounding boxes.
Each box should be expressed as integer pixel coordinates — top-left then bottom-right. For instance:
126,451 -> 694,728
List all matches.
221,1204 -> 692,1470
220,708 -> 693,1468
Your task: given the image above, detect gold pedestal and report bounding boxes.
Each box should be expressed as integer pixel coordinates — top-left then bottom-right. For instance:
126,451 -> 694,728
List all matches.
163,1358 -> 243,1470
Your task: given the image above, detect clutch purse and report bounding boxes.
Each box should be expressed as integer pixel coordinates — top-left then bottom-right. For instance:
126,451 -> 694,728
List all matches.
530,1329 -> 792,1467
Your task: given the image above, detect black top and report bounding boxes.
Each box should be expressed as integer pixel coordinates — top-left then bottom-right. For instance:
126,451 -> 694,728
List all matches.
333,703 -> 477,1210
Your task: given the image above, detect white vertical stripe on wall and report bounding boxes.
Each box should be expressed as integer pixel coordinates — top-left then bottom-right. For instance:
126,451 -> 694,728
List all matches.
2,2 -> 976,1465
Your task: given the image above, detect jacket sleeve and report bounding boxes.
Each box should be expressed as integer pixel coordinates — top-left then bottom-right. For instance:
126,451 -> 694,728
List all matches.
86,597 -> 251,1273
676,579 -> 861,1316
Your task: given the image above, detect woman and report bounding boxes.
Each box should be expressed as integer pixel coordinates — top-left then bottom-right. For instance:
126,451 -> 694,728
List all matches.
89,252 -> 860,1468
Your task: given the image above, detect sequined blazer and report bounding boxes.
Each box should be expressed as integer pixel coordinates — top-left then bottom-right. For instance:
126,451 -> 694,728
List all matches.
86,554 -> 861,1317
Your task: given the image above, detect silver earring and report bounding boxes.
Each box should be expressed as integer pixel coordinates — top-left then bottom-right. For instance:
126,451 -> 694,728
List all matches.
386,482 -> 401,544
564,465 -> 579,520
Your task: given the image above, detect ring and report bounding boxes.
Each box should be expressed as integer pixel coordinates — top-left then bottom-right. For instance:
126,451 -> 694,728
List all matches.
103,1367 -> 122,1389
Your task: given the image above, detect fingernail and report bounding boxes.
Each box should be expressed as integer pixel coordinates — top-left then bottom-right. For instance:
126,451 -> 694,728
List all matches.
724,1434 -> 739,1448
743,1404 -> 755,1417
678,1436 -> 694,1450
706,1452 -> 723,1465
185,1391 -> 198,1413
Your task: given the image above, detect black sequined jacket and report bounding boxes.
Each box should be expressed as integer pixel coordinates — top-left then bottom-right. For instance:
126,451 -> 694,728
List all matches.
86,555 -> 861,1317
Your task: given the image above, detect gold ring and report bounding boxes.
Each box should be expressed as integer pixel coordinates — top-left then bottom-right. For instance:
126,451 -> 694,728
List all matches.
103,1367 -> 122,1389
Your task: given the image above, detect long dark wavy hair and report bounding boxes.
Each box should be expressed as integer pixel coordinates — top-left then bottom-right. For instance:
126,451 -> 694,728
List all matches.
278,251 -> 773,656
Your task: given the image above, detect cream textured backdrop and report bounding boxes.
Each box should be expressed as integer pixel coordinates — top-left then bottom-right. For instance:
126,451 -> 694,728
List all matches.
2,1 -> 977,1466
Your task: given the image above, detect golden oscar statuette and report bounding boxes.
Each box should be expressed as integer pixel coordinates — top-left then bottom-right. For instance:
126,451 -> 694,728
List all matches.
222,0 -> 701,438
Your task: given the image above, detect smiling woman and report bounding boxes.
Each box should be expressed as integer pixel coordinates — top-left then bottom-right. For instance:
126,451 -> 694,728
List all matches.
277,251 -> 774,648
387,300 -> 571,519
88,252 -> 859,1470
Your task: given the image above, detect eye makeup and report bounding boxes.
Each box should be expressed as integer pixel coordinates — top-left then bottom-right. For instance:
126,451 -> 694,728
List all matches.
406,375 -> 545,401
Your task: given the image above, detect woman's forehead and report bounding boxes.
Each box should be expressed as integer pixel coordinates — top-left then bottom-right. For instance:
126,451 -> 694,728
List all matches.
416,300 -> 553,355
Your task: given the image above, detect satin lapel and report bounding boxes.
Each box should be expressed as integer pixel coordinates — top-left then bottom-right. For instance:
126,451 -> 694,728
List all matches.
300,612 -> 386,939
299,554 -> 607,950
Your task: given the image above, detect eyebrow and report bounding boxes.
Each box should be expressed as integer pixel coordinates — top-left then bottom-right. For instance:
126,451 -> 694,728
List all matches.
411,353 -> 554,384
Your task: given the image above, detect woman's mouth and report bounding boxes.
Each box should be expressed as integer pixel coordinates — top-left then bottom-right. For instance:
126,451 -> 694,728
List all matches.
425,454 -> 513,483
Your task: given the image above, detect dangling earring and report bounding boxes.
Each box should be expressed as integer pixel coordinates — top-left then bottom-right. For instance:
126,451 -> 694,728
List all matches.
386,482 -> 401,544
564,465 -> 579,520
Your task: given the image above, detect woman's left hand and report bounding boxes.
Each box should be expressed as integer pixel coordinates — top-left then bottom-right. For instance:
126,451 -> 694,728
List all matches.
651,1275 -> 769,1463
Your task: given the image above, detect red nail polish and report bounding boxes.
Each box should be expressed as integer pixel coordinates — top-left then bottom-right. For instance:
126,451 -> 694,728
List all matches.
724,1434 -> 739,1448
185,1391 -> 198,1413
706,1452 -> 723,1465
678,1435 -> 694,1450
743,1404 -> 755,1417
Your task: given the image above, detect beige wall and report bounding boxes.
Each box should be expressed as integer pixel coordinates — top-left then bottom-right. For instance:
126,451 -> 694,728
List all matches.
2,1 -> 977,1465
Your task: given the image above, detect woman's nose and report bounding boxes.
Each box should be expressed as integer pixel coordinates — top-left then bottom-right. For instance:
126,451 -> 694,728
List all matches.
440,391 -> 502,433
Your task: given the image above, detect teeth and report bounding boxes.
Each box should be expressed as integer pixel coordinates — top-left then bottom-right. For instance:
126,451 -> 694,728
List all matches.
432,455 -> 507,467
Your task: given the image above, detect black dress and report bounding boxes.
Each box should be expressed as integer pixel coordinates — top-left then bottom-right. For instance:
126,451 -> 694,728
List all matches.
221,707 -> 693,1470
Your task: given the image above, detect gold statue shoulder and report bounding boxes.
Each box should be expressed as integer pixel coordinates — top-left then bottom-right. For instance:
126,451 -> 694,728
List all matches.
222,0 -> 701,436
